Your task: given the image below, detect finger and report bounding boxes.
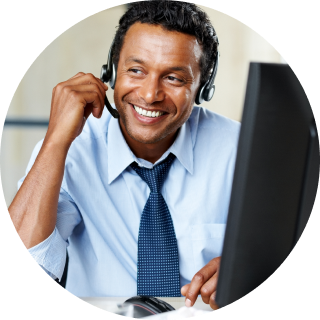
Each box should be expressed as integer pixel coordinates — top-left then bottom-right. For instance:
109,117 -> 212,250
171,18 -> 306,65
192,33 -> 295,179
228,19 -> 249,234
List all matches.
94,77 -> 108,113
82,73 -> 108,100
69,90 -> 104,118
181,284 -> 190,297
66,84 -> 105,116
94,79 -> 108,115
209,291 -> 219,310
185,258 -> 220,307
90,81 -> 106,117
70,72 -> 86,79
61,73 -> 108,99
83,104 -> 94,120
200,272 -> 219,304
68,75 -> 107,116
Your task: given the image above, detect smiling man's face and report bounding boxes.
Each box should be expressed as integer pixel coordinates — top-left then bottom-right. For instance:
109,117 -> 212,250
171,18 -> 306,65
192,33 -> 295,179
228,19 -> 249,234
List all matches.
114,22 -> 202,146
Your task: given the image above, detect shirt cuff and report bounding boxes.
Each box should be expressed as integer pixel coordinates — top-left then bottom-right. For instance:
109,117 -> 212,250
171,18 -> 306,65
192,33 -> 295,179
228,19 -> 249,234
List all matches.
28,227 -> 68,281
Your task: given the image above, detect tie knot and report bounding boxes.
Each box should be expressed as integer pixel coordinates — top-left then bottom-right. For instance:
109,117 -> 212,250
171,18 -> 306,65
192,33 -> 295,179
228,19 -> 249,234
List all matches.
131,153 -> 176,193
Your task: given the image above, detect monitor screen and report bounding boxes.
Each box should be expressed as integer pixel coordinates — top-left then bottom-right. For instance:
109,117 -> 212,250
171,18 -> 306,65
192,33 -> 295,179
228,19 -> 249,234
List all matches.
215,63 -> 319,308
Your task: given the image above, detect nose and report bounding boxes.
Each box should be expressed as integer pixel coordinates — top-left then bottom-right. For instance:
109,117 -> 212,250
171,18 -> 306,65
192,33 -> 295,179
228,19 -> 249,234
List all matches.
138,75 -> 165,104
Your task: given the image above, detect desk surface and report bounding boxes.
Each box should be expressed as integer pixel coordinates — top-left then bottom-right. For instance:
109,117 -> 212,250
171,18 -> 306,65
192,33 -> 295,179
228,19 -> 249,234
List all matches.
81,297 -> 213,313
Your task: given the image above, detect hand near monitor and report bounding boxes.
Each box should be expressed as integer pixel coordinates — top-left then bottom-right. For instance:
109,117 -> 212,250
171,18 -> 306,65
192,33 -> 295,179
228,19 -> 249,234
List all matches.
181,256 -> 220,310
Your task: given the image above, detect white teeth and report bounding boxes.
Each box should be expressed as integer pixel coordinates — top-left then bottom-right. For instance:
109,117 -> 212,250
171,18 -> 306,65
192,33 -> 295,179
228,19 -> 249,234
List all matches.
133,105 -> 164,118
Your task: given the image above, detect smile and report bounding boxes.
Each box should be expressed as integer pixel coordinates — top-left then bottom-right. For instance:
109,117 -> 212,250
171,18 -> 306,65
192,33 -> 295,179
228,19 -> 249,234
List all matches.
133,105 -> 165,118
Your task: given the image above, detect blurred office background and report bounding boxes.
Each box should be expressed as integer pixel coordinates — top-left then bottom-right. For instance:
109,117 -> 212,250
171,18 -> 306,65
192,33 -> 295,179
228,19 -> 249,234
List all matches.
1,3 -> 282,206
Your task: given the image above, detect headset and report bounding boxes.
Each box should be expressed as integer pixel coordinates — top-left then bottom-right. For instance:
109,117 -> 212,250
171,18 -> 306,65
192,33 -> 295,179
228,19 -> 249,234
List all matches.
100,37 -> 219,119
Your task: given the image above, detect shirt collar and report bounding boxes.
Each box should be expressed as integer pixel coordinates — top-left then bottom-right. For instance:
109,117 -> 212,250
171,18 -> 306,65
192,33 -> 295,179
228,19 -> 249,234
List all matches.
107,117 -> 194,184
167,119 -> 193,175
107,118 -> 138,184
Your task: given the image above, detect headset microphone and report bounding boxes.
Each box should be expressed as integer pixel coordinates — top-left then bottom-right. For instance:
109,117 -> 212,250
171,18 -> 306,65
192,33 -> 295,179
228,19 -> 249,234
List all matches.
100,39 -> 219,118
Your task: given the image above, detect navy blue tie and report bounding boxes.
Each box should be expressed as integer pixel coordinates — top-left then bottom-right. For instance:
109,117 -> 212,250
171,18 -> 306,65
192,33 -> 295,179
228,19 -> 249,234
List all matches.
131,153 -> 180,297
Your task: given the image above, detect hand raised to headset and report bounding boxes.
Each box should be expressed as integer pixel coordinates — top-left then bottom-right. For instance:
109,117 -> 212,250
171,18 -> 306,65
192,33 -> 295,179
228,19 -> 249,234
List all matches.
45,72 -> 108,148
181,256 -> 221,310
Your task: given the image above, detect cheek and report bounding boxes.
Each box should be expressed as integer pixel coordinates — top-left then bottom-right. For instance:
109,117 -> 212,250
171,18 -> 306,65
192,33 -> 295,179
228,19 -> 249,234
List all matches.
114,76 -> 124,98
171,90 -> 194,116
115,79 -> 142,107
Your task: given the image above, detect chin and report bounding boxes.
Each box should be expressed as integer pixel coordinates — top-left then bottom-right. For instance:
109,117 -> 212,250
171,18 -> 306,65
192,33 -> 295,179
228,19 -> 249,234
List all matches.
126,126 -> 172,145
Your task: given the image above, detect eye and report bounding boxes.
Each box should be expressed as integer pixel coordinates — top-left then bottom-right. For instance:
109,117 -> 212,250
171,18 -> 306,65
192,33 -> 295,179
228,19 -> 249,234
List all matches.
167,75 -> 184,83
129,68 -> 143,75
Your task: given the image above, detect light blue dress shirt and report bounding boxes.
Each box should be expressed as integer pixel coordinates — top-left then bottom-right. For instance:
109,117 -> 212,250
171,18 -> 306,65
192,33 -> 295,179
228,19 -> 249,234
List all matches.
19,106 -> 240,297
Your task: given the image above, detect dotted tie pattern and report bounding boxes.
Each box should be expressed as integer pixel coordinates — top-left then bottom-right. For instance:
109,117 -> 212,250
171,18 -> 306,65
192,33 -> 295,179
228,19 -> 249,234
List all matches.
131,153 -> 180,297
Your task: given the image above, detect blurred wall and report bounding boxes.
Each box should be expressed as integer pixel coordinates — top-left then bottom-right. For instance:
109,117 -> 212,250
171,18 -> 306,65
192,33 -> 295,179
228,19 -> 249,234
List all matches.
1,3 -> 282,206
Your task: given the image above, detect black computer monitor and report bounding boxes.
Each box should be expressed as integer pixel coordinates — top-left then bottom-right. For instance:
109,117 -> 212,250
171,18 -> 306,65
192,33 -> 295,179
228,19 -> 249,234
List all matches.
215,63 -> 320,308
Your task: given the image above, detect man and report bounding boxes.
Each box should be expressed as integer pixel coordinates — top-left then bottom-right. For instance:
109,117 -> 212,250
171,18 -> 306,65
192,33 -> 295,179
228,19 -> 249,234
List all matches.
9,0 -> 240,310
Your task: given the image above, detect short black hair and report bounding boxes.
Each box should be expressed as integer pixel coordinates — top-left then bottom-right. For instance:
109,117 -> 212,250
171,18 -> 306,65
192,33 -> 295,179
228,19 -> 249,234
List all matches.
112,0 -> 218,85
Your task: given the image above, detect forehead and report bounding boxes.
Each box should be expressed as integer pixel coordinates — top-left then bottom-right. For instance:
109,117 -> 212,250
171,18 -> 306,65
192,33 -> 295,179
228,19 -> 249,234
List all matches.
119,22 -> 202,71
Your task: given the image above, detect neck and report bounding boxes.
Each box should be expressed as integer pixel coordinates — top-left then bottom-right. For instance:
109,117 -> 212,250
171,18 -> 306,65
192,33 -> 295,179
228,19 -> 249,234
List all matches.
119,122 -> 178,164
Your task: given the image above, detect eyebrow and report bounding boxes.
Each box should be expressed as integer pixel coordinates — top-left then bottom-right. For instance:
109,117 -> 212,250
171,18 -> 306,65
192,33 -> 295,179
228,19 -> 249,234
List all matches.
125,56 -> 145,65
125,56 -> 193,78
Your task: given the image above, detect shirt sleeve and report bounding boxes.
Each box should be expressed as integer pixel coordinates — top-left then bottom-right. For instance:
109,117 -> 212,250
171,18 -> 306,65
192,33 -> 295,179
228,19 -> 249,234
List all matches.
18,140 -> 82,281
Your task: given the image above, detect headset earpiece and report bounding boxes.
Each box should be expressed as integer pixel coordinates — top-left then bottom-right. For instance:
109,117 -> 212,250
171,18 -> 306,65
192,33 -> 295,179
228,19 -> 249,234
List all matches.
195,51 -> 219,105
100,64 -> 110,83
195,79 -> 215,105
109,62 -> 117,90
100,40 -> 120,118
